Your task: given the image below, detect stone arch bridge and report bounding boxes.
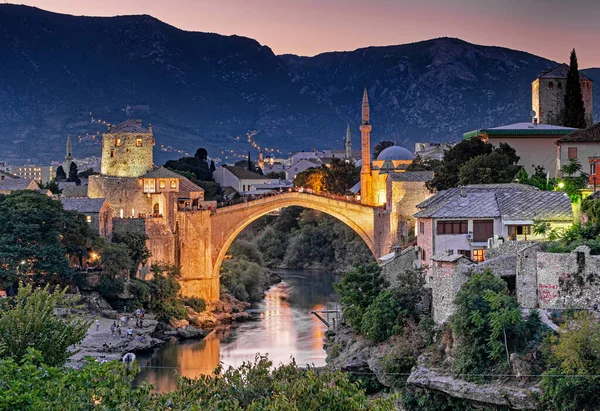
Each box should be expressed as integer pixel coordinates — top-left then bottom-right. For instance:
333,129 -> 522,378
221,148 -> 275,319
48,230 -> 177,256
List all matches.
175,192 -> 393,301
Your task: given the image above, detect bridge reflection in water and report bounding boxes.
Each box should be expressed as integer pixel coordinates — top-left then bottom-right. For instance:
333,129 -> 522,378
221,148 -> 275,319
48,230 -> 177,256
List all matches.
135,269 -> 339,392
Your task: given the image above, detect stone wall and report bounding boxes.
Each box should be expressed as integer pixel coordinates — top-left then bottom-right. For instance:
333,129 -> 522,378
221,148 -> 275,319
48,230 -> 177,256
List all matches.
387,179 -> 432,245
380,246 -> 419,287
536,246 -> 600,310
431,257 -> 471,324
516,244 -> 541,309
101,131 -> 154,178
88,175 -> 150,217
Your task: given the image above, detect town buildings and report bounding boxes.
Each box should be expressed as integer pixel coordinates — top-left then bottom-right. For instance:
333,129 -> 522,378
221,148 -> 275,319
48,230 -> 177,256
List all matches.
61,197 -> 113,237
213,165 -> 269,194
8,164 -> 55,183
556,123 -> 600,186
414,184 -> 573,272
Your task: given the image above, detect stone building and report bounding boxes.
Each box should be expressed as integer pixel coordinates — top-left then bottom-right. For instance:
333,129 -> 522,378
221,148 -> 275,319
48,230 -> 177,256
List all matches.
556,122 -> 600,186
532,64 -> 594,128
100,119 -> 154,177
0,178 -> 40,194
61,197 -> 113,238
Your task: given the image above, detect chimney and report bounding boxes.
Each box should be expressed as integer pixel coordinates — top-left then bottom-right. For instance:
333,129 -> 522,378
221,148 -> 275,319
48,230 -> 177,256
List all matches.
459,186 -> 466,197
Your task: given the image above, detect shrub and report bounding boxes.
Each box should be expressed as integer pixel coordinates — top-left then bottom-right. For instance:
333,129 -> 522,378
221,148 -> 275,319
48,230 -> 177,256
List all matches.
128,278 -> 151,308
541,311 -> 600,411
334,263 -> 387,331
183,297 -> 207,313
220,259 -> 268,303
96,275 -> 125,300
360,289 -> 402,342
0,284 -> 89,366
228,240 -> 264,266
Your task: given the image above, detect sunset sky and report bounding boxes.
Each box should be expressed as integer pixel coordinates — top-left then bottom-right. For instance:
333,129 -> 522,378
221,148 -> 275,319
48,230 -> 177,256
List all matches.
14,0 -> 600,67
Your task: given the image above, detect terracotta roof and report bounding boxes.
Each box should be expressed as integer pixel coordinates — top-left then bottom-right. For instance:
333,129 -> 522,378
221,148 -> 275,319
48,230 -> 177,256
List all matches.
538,64 -> 591,81
223,165 -> 268,180
141,167 -> 183,179
61,197 -> 107,213
106,119 -> 151,134
556,123 -> 600,143
390,171 -> 434,182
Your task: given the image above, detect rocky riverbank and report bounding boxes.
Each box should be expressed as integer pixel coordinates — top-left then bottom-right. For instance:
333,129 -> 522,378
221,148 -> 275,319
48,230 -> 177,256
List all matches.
66,291 -> 255,368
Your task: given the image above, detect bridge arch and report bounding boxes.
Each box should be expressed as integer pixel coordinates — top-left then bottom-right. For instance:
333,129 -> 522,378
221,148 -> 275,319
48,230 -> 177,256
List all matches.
209,192 -> 382,279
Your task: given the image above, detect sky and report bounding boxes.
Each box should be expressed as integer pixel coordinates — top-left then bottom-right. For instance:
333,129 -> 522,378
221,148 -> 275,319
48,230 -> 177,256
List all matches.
13,0 -> 600,67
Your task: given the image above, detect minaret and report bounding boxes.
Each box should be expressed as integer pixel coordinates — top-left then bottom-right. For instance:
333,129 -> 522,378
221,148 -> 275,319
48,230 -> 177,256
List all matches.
345,123 -> 352,159
360,86 -> 373,205
64,135 -> 74,172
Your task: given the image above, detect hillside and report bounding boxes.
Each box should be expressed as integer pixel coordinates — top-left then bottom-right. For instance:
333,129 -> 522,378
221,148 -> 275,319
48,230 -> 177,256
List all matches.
0,5 -> 597,163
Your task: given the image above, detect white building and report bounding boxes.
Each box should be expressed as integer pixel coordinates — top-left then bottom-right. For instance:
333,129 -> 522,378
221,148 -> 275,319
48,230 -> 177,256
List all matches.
285,159 -> 321,181
213,165 -> 269,194
9,165 -> 55,183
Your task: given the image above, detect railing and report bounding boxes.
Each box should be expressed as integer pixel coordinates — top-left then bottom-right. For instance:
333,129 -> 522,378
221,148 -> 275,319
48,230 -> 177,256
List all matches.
216,188 -> 361,209
311,308 -> 342,330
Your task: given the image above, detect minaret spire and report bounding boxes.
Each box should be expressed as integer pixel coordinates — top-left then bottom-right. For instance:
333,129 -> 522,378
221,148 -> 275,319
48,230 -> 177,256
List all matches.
361,85 -> 370,125
359,85 -> 373,205
345,122 -> 352,159
64,135 -> 74,172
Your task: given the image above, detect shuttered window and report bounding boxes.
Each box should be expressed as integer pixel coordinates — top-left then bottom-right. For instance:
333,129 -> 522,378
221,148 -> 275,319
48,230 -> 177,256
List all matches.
473,220 -> 494,242
436,220 -> 468,235
568,147 -> 578,159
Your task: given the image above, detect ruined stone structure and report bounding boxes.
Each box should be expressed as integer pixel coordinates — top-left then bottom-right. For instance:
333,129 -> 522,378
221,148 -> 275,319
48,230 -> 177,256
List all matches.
532,64 -> 594,128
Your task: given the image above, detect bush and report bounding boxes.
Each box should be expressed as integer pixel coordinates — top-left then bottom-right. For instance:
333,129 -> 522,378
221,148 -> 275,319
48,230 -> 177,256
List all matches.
400,387 -> 487,411
541,311 -> 600,411
128,278 -> 151,308
220,259 -> 268,303
0,284 -> 89,366
96,275 -> 125,300
334,263 -> 387,331
228,240 -> 264,266
360,289 -> 402,342
183,297 -> 207,313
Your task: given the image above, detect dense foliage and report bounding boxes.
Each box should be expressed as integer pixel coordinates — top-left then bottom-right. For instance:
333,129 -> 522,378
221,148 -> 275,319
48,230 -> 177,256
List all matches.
294,158 -> 359,195
0,352 -> 394,410
147,263 -> 188,322
0,191 -> 97,288
111,230 -> 151,277
427,139 -> 520,191
164,147 -> 213,181
451,270 -> 547,380
563,49 -> 587,128
541,311 -> 600,410
0,284 -> 89,366
220,258 -> 268,303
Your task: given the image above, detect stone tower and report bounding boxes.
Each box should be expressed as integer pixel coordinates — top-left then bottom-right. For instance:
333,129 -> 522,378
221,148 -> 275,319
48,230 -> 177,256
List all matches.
100,119 -> 154,177
532,64 -> 594,128
345,122 -> 352,159
64,134 -> 74,172
360,86 -> 374,205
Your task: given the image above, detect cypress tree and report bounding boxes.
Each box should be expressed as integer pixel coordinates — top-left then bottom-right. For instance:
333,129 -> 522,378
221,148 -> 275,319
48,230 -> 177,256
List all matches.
68,162 -> 79,182
209,160 -> 216,173
563,49 -> 586,128
55,165 -> 66,181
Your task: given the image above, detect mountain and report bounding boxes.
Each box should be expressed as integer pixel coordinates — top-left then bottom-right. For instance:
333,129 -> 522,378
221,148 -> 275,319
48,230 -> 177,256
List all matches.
0,5 -> 598,164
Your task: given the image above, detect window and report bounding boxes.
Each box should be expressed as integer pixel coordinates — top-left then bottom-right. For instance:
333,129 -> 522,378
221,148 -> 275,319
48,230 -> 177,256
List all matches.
557,82 -> 562,89
110,150 -> 114,158
458,249 -> 471,259
591,163 -> 597,175
473,220 -> 493,242
170,180 -> 177,189
473,249 -> 486,262
436,220 -> 468,235
159,180 -> 166,189
419,221 -> 425,234
136,138 -> 143,147
86,216 -> 92,223
115,138 -> 122,147
568,147 -> 578,159
549,81 -> 554,89
420,248 -> 426,261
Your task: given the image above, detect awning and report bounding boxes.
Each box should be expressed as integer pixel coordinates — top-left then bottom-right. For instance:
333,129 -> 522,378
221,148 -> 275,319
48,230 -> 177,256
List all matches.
502,220 -> 534,225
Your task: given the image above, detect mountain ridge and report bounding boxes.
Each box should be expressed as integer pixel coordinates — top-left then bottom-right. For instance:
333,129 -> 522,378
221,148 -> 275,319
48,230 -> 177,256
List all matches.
0,5 -> 597,164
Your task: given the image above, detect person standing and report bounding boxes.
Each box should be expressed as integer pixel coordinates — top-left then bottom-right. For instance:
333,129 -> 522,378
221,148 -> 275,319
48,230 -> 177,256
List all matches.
110,322 -> 115,337
95,318 -> 100,332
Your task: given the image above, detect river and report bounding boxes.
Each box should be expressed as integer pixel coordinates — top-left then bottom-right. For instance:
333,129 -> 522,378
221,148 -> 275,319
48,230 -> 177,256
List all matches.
135,269 -> 340,392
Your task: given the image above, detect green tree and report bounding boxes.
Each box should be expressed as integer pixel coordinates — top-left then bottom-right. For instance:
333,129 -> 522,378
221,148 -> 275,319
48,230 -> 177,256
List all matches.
0,283 -> 89,366
541,311 -> 600,410
372,141 -> 395,159
228,239 -> 264,266
328,157 -> 360,194
55,165 -> 66,181
427,139 -> 494,191
165,149 -> 213,181
67,161 -> 80,184
220,258 -> 268,303
266,171 -> 286,179
293,167 -> 330,193
0,192 -> 86,287
210,159 -> 216,173
563,49 -> 587,128
334,263 -> 387,331
112,231 -> 151,277
195,147 -> 208,161
149,263 -> 187,321
457,143 -> 520,186
100,242 -> 132,279
484,289 -> 523,367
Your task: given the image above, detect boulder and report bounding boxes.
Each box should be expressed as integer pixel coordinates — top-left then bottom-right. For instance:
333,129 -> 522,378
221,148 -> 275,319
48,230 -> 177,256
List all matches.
177,326 -> 206,339
101,309 -> 119,319
170,318 -> 189,329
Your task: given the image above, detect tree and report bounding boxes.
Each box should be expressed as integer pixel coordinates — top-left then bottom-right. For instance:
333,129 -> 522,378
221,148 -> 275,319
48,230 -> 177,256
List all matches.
457,143 -> 520,186
373,141 -> 395,159
334,263 -> 387,331
100,242 -> 132,280
67,161 -> 80,184
427,139 -> 494,191
483,289 -> 523,368
293,168 -> 330,193
210,160 -> 216,173
0,191 -> 96,287
328,157 -> 360,194
563,49 -> 587,128
55,165 -> 66,181
165,156 -> 212,181
195,148 -> 208,161
0,283 -> 89,366
266,171 -> 286,180
112,231 -> 151,277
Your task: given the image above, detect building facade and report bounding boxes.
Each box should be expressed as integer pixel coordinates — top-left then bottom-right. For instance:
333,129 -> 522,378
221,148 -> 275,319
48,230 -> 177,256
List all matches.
556,123 -> 600,186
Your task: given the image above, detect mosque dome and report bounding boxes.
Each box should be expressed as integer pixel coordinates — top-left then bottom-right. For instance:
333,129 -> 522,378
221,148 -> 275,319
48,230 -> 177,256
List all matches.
355,159 -> 363,167
376,145 -> 414,161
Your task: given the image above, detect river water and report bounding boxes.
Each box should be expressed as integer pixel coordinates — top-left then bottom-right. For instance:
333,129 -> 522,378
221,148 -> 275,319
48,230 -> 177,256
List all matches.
135,269 -> 340,392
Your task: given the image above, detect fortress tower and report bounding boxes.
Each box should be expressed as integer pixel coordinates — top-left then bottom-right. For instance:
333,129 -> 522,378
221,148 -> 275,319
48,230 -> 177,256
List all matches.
360,86 -> 374,205
100,119 -> 154,177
